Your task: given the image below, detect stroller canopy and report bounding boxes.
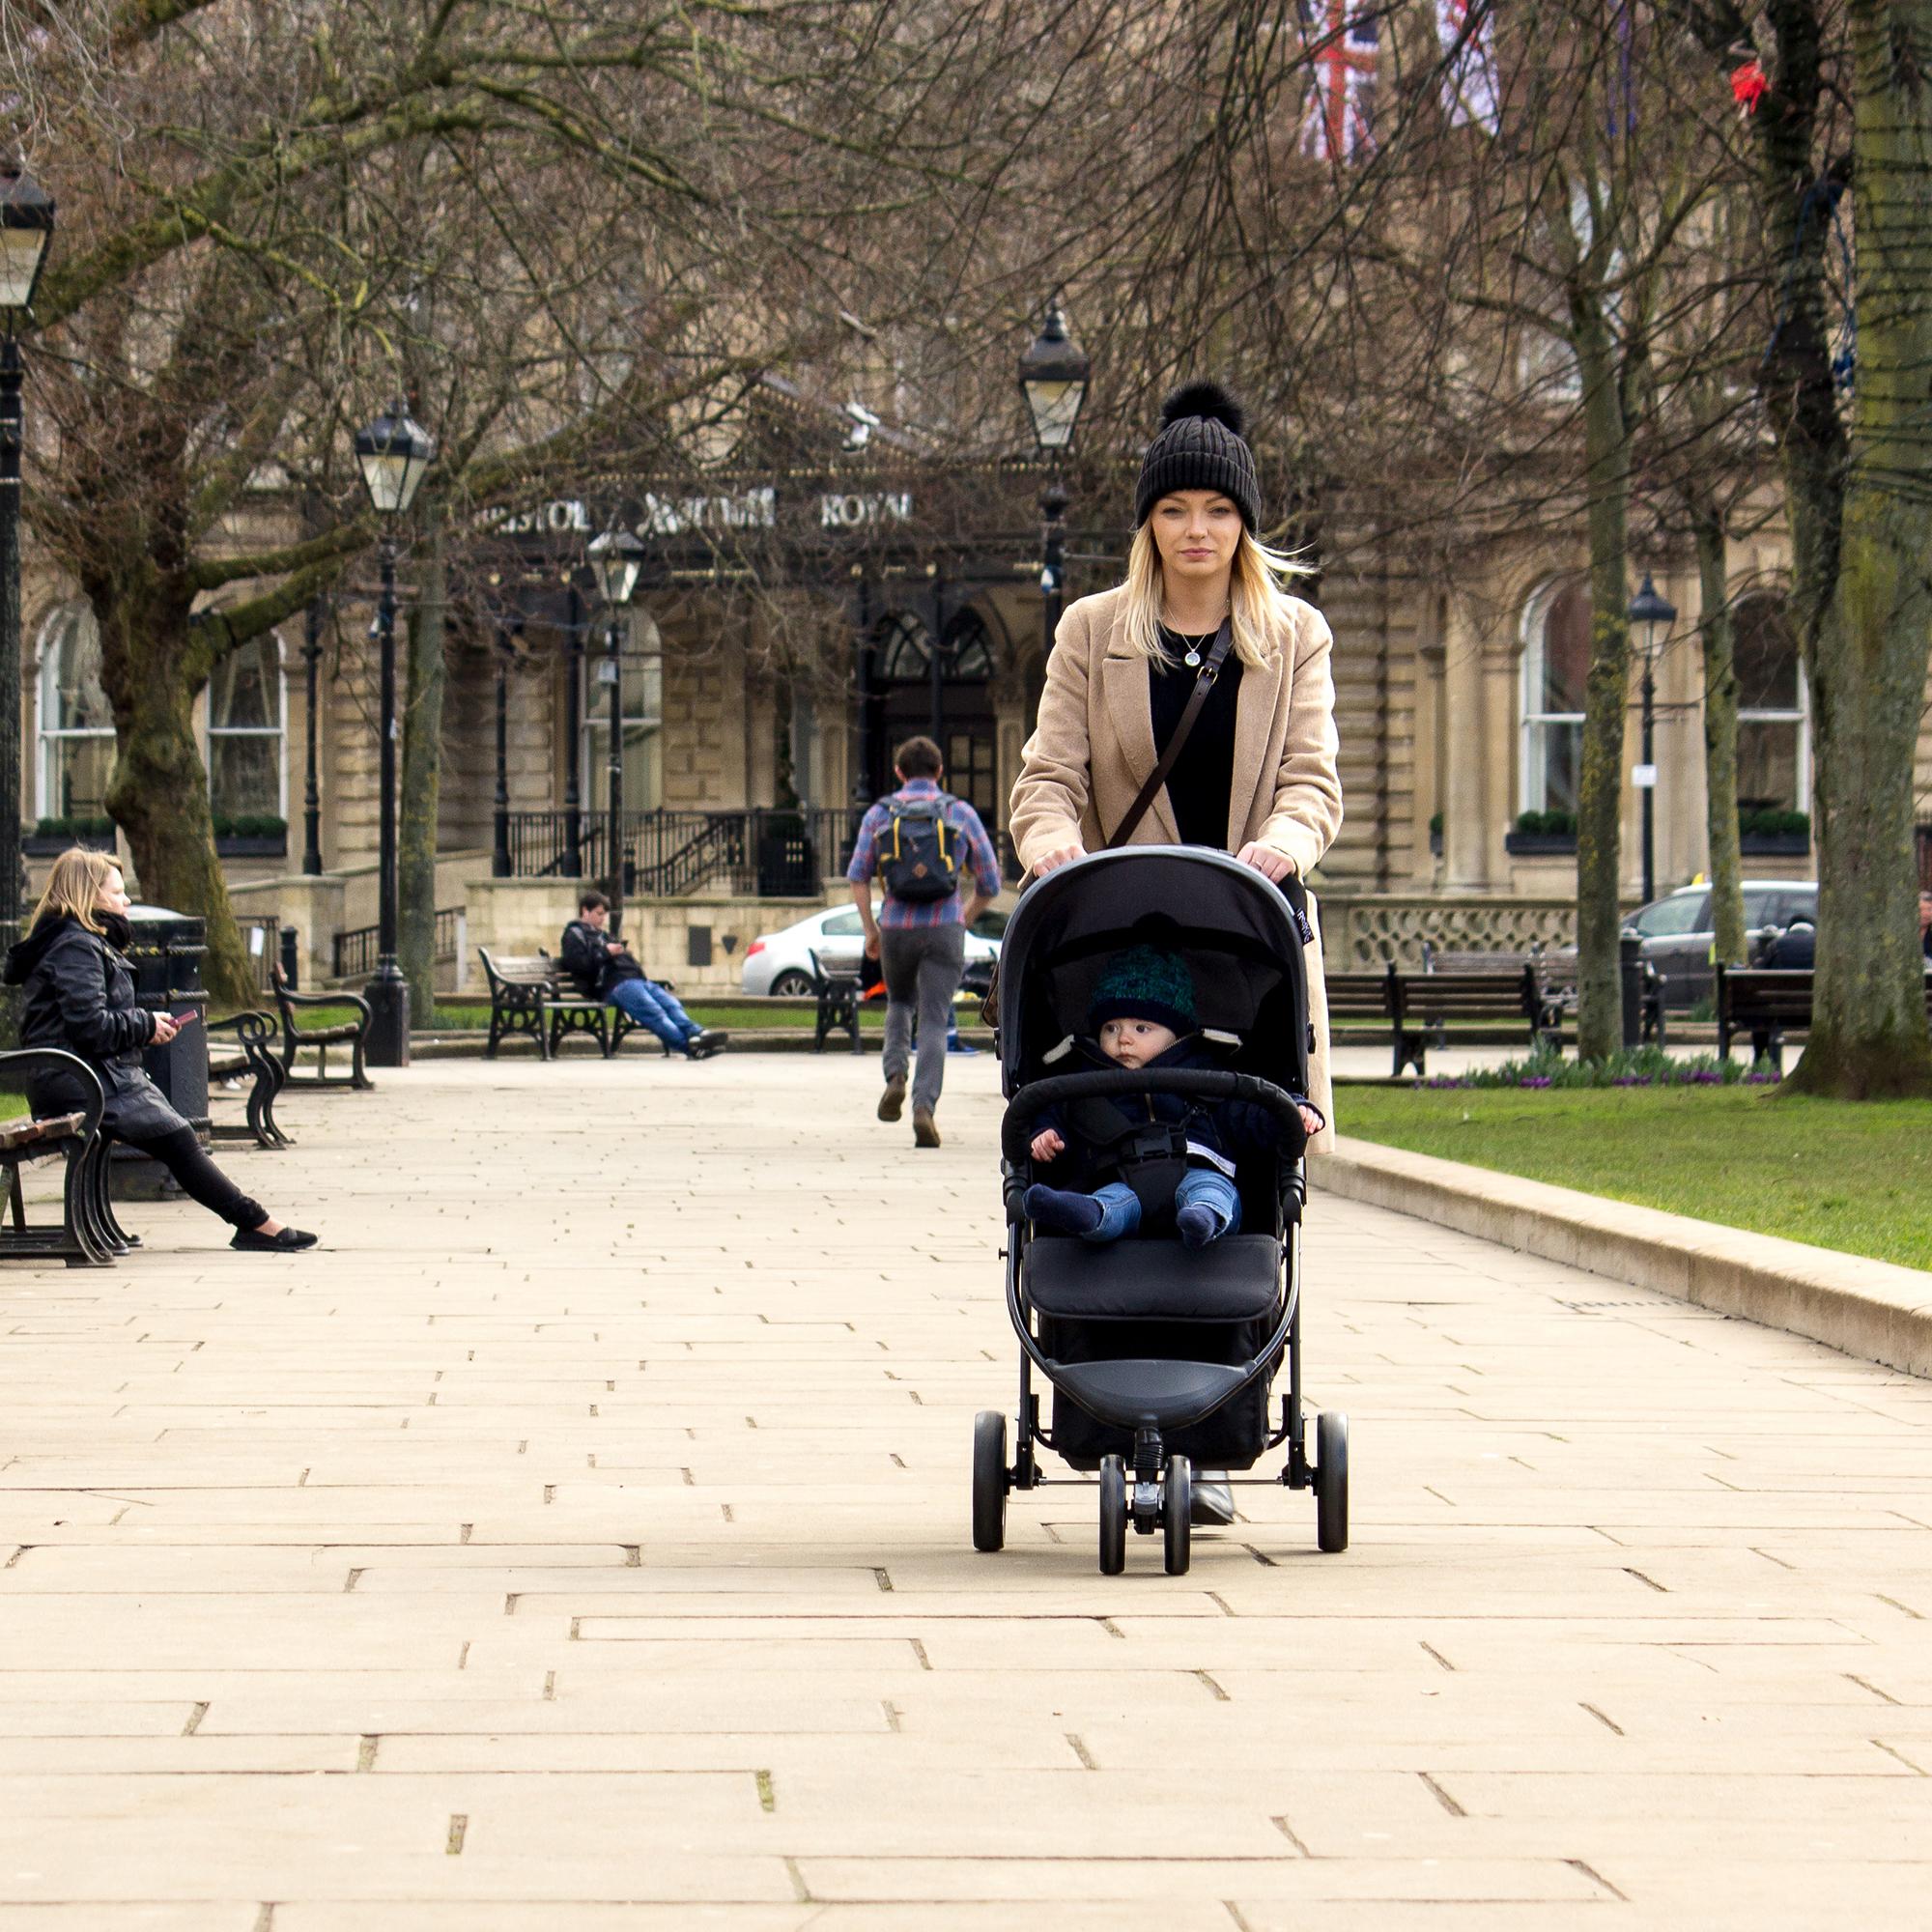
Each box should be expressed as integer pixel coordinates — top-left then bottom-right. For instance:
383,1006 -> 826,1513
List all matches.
997,847 -> 1311,1098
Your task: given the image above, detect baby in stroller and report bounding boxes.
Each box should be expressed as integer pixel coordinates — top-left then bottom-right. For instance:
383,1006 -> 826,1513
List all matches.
1023,945 -> 1325,1250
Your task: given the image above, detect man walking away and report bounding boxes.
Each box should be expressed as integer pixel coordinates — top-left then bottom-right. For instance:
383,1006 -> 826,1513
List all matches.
846,735 -> 1003,1148
560,892 -> 727,1060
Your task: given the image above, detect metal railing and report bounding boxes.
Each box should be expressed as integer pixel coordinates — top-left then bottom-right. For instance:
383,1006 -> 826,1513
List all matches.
502,808 -> 867,898
332,907 -> 462,980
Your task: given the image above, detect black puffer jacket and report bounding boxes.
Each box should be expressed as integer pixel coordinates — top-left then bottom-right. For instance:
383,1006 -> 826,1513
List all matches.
2,914 -> 185,1138
560,919 -> 645,1000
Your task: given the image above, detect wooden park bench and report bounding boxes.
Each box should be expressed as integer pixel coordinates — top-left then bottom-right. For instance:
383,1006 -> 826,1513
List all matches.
270,965 -> 374,1090
1323,964 -> 1411,1076
0,1048 -> 132,1266
478,949 -> 677,1061
1324,960 -> 1545,1076
205,1009 -> 291,1150
1714,966 -> 1932,1073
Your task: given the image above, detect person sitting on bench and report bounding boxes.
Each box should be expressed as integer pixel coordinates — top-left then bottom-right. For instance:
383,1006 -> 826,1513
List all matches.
559,893 -> 726,1060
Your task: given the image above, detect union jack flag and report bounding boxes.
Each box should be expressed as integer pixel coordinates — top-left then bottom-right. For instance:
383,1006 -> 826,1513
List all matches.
1300,0 -> 1379,163
1436,0 -> 1501,132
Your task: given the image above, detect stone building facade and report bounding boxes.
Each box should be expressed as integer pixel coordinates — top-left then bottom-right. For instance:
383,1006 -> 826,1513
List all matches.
19,453 -> 1932,992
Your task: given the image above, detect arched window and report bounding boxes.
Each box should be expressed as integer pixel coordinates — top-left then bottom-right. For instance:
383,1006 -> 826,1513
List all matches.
207,636 -> 287,827
582,609 -> 665,812
1520,578 -> 1589,816
36,601 -> 115,826
1731,594 -> 1807,816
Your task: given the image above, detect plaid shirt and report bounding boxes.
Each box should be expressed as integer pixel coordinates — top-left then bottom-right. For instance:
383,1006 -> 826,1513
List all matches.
846,780 -> 1003,930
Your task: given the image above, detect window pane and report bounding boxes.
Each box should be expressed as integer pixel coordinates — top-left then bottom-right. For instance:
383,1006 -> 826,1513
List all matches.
1734,598 -> 1800,711
1634,893 -> 1707,937
53,735 -> 114,820
1538,720 -> 1582,814
1737,719 -> 1801,812
210,639 -> 281,730
1543,583 -> 1591,713
52,605 -> 112,732
210,733 -> 280,818
822,909 -> 864,937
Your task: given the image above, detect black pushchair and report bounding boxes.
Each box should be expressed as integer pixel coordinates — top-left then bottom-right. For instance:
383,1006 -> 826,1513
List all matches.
973,846 -> 1349,1575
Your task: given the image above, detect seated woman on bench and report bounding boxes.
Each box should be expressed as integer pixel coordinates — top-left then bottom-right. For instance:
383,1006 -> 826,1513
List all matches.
2,849 -> 318,1253
560,892 -> 726,1060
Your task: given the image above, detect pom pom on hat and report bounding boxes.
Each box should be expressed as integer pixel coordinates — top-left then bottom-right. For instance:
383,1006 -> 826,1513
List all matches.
1159,380 -> 1248,441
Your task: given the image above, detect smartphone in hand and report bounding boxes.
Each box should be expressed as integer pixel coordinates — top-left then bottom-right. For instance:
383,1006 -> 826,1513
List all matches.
171,1009 -> 198,1029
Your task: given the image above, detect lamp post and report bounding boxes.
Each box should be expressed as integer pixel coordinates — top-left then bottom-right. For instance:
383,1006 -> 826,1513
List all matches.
1018,297 -> 1089,668
0,165 -> 54,990
488,575 -> 521,879
301,595 -> 325,874
1627,573 -> 1677,905
561,580 -> 583,878
587,526 -> 644,924
352,403 -> 436,1068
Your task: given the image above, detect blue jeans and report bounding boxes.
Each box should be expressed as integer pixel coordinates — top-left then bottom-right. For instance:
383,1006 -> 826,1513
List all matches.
608,977 -> 700,1050
1084,1169 -> 1242,1244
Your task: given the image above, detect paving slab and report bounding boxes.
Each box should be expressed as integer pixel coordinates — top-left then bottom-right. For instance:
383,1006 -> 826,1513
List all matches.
1,1052 -> 1930,1923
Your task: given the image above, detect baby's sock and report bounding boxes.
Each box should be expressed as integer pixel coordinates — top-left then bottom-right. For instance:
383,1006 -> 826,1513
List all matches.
1024,1184 -> 1105,1237
1176,1201 -> 1227,1251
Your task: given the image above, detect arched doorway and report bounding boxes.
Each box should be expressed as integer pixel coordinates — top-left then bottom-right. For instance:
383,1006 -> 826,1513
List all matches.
867,609 -> 999,817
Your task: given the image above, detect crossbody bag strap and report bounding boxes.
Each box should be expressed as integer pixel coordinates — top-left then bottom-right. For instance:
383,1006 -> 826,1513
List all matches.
1103,616 -> 1234,849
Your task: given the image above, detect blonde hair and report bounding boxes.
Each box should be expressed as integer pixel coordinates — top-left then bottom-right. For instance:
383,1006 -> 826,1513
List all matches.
29,847 -> 120,938
1120,522 -> 1312,671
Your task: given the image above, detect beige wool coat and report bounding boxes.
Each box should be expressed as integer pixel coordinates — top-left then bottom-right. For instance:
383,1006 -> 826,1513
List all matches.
1008,582 -> 1344,1146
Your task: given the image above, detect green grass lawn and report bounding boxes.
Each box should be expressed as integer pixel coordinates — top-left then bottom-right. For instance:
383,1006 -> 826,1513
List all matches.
1337,1083 -> 1932,1270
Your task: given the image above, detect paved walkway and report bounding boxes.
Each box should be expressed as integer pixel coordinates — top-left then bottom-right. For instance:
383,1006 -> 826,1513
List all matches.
2,1055 -> 1930,1928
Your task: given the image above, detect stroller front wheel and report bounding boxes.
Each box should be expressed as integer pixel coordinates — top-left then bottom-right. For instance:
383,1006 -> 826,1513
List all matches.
1316,1410 -> 1350,1553
1098,1457 -> 1127,1574
1163,1457 -> 1192,1576
972,1410 -> 1009,1552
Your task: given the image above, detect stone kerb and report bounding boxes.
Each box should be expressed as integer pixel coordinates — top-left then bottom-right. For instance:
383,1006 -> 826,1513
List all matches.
1314,1135 -> 1932,1378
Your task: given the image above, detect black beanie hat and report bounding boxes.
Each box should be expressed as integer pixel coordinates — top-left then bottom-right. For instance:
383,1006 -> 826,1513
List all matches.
1134,381 -> 1262,532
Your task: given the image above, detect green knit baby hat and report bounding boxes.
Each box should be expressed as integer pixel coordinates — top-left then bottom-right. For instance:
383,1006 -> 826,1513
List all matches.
1088,946 -> 1199,1037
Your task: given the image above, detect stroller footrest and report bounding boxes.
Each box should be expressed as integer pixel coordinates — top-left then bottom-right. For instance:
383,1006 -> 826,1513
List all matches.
1045,1357 -> 1249,1433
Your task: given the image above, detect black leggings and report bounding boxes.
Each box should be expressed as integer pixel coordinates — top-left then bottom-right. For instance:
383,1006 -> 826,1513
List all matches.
121,1126 -> 266,1231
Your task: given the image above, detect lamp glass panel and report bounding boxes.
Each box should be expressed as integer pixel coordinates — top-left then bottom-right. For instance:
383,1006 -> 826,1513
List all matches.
1024,377 -> 1085,449
357,449 -> 412,514
0,225 -> 46,308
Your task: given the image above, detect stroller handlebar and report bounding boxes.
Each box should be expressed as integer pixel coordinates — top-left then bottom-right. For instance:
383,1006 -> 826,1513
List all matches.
1001,1067 -> 1310,1166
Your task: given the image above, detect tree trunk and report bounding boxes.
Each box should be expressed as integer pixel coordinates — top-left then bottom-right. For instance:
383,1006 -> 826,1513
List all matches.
1571,313 -> 1634,1061
399,512 -> 447,1027
1693,503 -> 1747,970
92,583 -> 256,1009
1783,0 -> 1932,1097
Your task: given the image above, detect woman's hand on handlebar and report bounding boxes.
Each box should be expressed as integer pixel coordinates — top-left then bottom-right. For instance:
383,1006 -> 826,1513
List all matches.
1235,841 -> 1296,884
1031,839 -> 1085,876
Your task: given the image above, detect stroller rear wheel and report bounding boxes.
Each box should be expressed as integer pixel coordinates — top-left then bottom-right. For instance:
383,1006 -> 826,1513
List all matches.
972,1410 -> 1008,1552
1163,1457 -> 1192,1576
1316,1410 -> 1350,1553
1098,1457 -> 1127,1574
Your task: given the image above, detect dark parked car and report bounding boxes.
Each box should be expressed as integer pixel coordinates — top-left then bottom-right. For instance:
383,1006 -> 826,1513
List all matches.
1625,878 -> 1818,1008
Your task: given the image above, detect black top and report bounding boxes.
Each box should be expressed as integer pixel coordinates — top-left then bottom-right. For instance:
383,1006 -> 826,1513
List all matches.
1149,626 -> 1244,850
560,919 -> 646,999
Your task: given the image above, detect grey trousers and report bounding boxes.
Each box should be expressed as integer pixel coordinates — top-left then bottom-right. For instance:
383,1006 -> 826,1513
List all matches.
879,923 -> 966,1113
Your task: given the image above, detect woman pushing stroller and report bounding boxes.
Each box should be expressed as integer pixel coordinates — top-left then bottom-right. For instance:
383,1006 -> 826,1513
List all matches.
1023,944 -> 1324,1249
1008,377 -> 1342,1142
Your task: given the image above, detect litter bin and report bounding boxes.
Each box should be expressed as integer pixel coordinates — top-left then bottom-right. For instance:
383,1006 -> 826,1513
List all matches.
754,814 -> 816,897
126,902 -> 211,1139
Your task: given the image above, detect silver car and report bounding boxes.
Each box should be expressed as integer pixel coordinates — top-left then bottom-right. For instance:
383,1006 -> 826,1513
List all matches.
1627,878 -> 1818,1007
740,904 -> 1004,997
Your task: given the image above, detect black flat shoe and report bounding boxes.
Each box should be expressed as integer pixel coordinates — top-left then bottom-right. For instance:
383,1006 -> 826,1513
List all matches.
685,1030 -> 728,1059
231,1227 -> 318,1253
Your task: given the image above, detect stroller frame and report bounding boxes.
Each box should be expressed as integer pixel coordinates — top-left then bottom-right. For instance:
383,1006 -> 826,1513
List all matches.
972,848 -> 1349,1575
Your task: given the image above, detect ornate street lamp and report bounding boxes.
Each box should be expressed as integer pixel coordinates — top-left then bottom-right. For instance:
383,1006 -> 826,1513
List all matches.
588,526 -> 645,923
1018,299 -> 1089,875
486,573 -> 524,879
352,404 -> 435,1066
0,164 -> 55,994
1627,573 -> 1677,906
